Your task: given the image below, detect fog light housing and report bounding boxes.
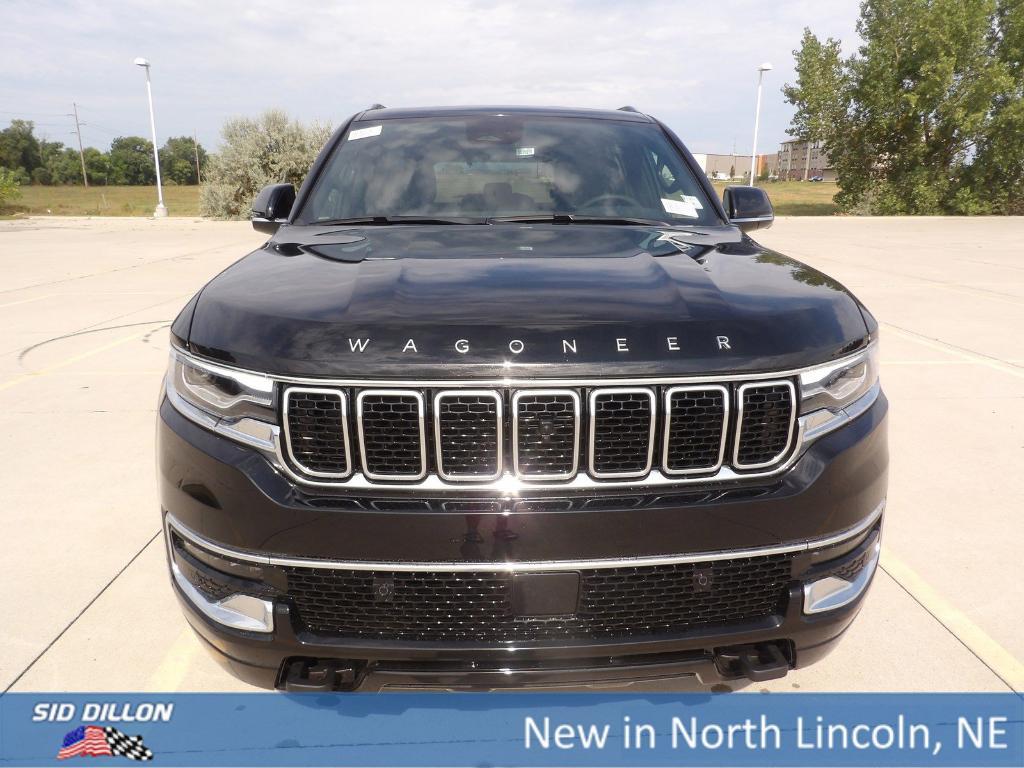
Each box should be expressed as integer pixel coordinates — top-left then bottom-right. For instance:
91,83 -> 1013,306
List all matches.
803,538 -> 881,615
171,561 -> 275,633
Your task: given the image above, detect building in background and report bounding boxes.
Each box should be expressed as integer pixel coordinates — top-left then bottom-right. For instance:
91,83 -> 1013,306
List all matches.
777,138 -> 835,181
692,152 -> 778,181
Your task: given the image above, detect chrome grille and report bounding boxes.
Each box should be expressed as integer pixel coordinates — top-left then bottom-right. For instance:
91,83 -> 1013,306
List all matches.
433,391 -> 502,481
356,390 -> 426,480
279,380 -> 800,485
282,388 -> 350,477
512,390 -> 580,480
662,386 -> 728,475
588,388 -> 656,478
734,381 -> 796,469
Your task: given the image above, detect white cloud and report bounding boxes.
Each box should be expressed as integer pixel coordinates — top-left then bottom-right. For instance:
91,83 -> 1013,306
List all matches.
0,0 -> 859,154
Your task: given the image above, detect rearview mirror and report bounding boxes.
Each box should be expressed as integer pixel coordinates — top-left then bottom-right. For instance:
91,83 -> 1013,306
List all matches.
722,186 -> 774,232
251,184 -> 296,234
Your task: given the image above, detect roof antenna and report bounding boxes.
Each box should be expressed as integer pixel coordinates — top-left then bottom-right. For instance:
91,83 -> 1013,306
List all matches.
367,103 -> 386,110
617,105 -> 640,113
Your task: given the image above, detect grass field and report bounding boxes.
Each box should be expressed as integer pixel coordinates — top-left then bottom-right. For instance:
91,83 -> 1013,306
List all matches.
712,180 -> 838,216
1,180 -> 838,218
2,185 -> 201,217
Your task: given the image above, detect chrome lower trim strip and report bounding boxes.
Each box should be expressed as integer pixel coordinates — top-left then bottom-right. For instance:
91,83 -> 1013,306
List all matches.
164,499 -> 884,574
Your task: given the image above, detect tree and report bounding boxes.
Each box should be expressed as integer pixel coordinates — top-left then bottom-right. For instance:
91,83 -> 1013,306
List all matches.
784,0 -> 1019,214
0,119 -> 41,180
0,167 -> 20,210
108,136 -> 155,185
160,136 -> 207,185
963,0 -> 1024,213
782,29 -> 846,182
201,110 -> 332,218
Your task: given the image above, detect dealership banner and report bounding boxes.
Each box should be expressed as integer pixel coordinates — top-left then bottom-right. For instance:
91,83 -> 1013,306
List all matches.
0,693 -> 1020,767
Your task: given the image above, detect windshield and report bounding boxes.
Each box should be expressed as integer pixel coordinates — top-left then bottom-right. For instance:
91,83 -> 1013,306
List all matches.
297,115 -> 720,226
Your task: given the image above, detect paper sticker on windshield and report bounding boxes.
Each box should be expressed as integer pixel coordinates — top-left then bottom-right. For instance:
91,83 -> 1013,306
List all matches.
348,125 -> 383,141
661,198 -> 699,218
516,147 -> 535,157
682,194 -> 704,210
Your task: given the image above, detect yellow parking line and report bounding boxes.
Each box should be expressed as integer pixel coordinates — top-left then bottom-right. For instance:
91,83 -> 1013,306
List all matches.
146,628 -> 201,691
0,294 -> 55,309
881,547 -> 1024,692
0,329 -> 151,393
883,325 -> 1024,379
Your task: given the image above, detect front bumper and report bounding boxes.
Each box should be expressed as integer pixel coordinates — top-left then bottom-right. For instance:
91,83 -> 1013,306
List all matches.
157,391 -> 888,690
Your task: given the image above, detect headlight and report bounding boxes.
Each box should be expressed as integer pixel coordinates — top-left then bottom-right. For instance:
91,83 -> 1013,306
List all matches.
164,348 -> 278,450
799,342 -> 880,440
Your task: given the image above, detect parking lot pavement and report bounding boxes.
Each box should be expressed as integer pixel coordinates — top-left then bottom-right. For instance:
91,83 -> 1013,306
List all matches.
1,215 -> 1021,693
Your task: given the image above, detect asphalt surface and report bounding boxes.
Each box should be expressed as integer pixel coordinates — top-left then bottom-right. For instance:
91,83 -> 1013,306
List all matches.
1,215 -> 1021,693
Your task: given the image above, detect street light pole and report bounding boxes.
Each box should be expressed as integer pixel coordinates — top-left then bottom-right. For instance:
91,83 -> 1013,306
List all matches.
749,62 -> 773,187
133,57 -> 167,217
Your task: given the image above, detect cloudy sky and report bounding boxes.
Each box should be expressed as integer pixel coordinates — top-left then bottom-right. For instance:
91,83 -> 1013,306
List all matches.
2,0 -> 860,155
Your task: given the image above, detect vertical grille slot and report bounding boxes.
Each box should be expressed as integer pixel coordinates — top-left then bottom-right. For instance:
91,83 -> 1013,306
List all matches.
433,390 -> 503,481
282,387 -> 351,478
734,381 -> 796,469
588,387 -> 656,478
662,385 -> 729,475
512,390 -> 581,480
356,390 -> 427,480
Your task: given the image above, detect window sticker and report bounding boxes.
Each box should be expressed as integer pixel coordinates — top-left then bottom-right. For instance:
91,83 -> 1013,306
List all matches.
661,198 -> 699,218
348,125 -> 383,141
516,147 -> 535,157
682,194 -> 704,210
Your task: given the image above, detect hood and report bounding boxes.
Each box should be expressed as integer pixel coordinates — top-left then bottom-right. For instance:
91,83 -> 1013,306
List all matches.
184,224 -> 870,378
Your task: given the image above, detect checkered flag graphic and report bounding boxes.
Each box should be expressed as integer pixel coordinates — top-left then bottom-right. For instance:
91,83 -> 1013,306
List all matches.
104,727 -> 153,761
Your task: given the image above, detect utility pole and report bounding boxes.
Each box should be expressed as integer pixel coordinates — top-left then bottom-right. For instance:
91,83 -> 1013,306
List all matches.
193,129 -> 202,184
70,102 -> 88,188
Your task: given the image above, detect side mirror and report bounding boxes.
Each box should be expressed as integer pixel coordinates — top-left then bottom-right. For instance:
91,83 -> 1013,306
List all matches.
251,183 -> 296,234
722,186 -> 774,232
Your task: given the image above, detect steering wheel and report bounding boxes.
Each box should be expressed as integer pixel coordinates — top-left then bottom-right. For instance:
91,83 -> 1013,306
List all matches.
577,193 -> 643,212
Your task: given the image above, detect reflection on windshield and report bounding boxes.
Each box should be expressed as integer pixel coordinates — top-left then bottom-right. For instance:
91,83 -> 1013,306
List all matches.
298,116 -> 719,226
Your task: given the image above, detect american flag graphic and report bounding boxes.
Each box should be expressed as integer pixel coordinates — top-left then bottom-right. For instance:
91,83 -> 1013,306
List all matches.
57,725 -> 153,761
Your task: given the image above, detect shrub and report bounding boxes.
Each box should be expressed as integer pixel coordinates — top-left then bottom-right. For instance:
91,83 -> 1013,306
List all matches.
0,167 -> 21,211
200,110 -> 333,219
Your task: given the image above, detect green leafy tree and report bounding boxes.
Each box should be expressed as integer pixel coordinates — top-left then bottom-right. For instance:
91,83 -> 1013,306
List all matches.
784,0 -> 1019,214
782,29 -> 846,181
108,136 -> 155,185
201,110 -> 332,219
0,167 -> 21,210
160,136 -> 207,185
0,120 -> 41,179
963,0 -> 1024,213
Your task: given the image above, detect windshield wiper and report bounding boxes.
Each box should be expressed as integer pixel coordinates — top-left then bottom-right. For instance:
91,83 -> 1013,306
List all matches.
312,215 -> 484,226
486,213 -> 670,226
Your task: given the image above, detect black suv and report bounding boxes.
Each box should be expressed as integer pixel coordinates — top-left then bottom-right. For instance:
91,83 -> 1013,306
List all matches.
159,106 -> 887,691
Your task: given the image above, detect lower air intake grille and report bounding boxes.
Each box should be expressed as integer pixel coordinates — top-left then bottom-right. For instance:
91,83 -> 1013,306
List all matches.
284,553 -> 793,643
283,389 -> 349,476
435,392 -> 501,480
589,388 -> 655,477
735,382 -> 796,468
357,392 -> 425,479
513,391 -> 579,479
663,386 -> 727,474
